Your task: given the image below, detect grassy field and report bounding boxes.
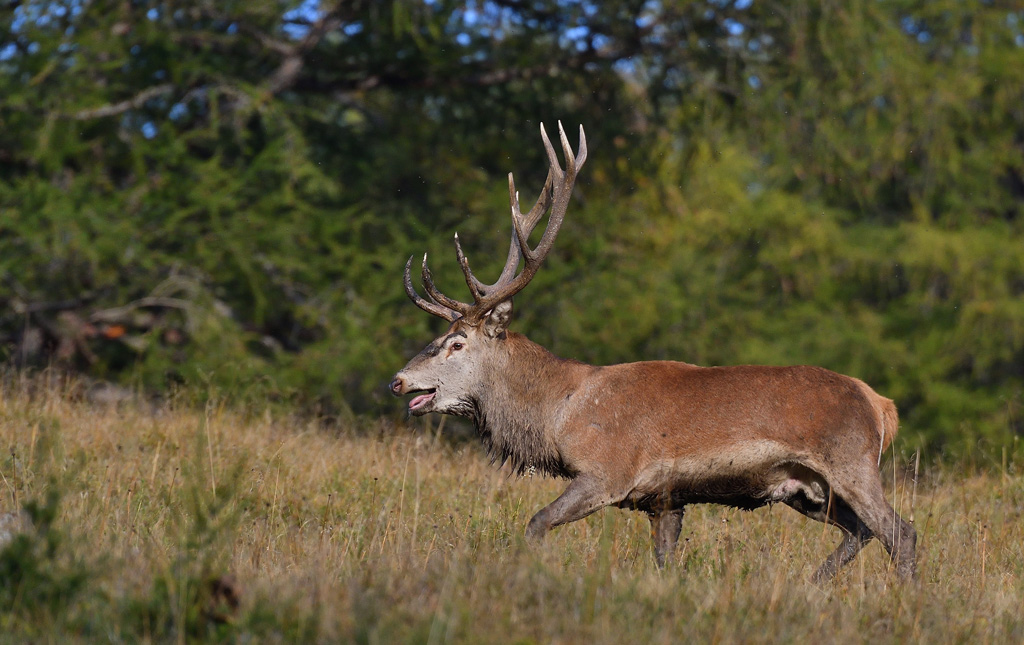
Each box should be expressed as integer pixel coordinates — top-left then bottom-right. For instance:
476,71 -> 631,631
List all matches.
1,376 -> 1023,643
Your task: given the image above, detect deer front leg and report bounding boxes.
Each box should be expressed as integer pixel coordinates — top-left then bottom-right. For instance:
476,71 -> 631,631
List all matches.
648,508 -> 684,567
526,475 -> 616,542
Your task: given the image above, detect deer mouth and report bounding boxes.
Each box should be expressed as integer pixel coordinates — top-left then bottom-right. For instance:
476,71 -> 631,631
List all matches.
407,389 -> 436,414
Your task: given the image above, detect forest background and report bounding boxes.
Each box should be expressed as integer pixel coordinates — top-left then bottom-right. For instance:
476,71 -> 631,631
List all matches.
2,0 -> 1023,459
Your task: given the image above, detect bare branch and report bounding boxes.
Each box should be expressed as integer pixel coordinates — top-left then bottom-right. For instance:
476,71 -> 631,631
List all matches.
265,5 -> 342,95
70,84 -> 175,120
234,22 -> 295,56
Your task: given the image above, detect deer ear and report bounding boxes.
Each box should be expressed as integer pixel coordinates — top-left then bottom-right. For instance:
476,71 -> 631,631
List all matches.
482,300 -> 513,338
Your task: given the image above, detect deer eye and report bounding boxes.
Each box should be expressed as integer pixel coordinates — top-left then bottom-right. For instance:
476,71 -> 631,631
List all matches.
451,342 -> 464,351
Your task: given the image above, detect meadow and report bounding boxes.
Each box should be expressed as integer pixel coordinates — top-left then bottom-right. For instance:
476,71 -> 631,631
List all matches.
1,375 -> 1023,643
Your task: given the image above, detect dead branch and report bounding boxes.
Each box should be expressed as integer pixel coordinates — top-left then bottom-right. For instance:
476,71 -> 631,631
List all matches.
89,297 -> 193,324
70,83 -> 175,120
264,6 -> 342,95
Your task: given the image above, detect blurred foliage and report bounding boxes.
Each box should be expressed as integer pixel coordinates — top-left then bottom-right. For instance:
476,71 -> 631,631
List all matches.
0,487 -> 91,626
1,0 -> 1022,455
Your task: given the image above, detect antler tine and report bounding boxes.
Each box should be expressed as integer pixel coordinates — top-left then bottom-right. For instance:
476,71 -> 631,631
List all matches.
514,122 -> 585,264
520,169 -> 555,232
540,121 -> 565,181
472,122 -> 586,315
453,166 -> 554,301
494,230 -> 523,289
572,122 -> 588,169
404,256 -> 461,322
508,167 -> 556,266
452,233 -> 485,301
525,122 -> 585,259
421,252 -> 471,314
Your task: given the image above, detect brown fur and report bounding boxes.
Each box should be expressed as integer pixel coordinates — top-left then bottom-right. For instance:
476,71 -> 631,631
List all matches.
393,326 -> 916,582
391,121 -> 914,582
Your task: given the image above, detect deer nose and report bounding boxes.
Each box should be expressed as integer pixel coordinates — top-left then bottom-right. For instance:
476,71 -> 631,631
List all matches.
390,376 -> 405,396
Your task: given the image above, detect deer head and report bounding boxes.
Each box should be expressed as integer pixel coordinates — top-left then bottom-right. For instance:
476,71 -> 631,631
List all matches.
390,122 -> 587,416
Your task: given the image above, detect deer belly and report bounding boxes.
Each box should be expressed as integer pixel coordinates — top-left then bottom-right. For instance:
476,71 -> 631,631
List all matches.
624,441 -> 803,510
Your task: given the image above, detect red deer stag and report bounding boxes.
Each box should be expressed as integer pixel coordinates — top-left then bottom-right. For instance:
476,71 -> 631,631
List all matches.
390,122 -> 916,582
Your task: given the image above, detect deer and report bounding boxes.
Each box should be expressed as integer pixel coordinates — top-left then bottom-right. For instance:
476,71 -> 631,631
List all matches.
389,122 -> 917,582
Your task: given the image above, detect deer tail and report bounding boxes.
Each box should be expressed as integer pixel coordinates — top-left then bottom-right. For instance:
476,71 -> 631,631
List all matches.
876,396 -> 900,465
853,378 -> 900,466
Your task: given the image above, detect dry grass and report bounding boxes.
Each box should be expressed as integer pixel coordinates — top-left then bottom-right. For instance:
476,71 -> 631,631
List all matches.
2,375 -> 1024,643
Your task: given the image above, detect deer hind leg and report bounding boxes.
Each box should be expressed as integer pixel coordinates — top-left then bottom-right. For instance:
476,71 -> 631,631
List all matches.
647,508 -> 684,568
525,474 -> 620,542
807,497 -> 873,584
777,469 -> 873,582
828,464 -> 917,580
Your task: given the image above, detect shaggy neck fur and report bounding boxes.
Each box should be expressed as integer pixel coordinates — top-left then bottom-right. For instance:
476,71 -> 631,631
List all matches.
469,332 -> 589,479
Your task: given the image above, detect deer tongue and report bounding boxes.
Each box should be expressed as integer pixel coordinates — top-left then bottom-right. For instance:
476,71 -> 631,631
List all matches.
409,392 -> 436,411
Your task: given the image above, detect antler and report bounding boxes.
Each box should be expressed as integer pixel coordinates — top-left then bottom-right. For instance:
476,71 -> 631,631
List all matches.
404,121 -> 587,323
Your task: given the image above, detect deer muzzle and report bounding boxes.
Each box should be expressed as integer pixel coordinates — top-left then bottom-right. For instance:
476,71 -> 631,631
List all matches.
390,376 -> 406,396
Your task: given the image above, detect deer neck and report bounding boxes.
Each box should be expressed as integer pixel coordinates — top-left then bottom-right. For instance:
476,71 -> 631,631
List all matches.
471,332 -> 586,479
